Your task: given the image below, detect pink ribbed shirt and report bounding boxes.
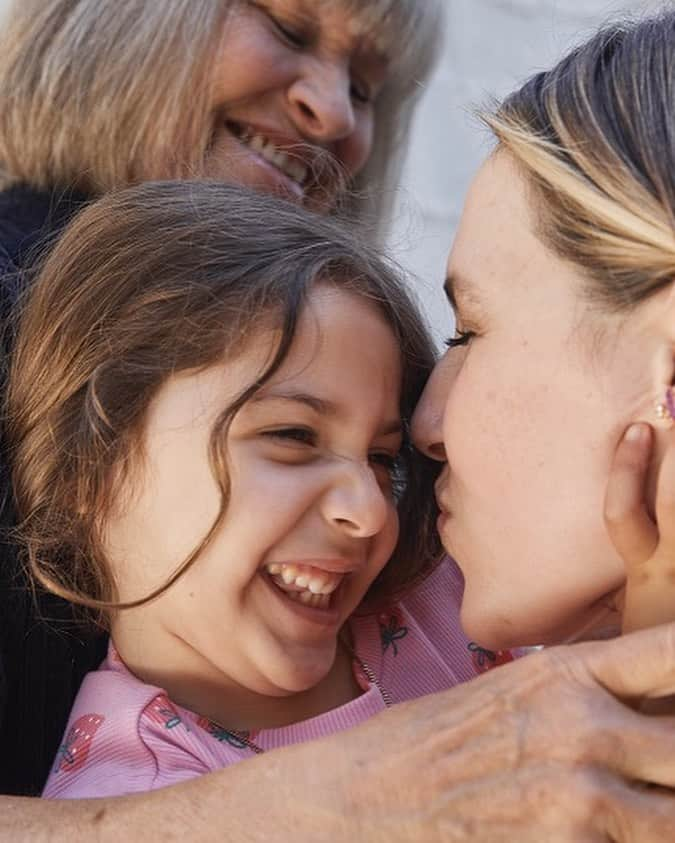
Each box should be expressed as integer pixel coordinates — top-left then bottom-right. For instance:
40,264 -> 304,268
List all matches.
43,558 -> 510,798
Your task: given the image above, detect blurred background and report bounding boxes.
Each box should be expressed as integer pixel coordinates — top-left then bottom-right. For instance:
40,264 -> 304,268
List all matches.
388,0 -> 664,343
0,0 -> 661,342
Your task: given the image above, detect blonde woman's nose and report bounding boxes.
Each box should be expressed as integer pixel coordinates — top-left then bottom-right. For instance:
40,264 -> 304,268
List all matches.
411,358 -> 452,462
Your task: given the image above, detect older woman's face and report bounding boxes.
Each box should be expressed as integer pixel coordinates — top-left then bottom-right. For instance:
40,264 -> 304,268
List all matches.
412,153 -> 669,650
205,1 -> 389,208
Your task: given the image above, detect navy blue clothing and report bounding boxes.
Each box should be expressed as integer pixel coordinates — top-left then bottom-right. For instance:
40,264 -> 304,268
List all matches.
0,185 -> 107,795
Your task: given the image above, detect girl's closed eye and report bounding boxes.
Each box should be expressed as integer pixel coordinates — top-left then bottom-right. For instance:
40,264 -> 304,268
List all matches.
262,426 -> 317,447
369,450 -> 398,472
369,449 -> 407,502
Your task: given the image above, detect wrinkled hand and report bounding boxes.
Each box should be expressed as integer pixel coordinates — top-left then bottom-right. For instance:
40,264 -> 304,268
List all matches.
20,636 -> 675,843
305,631 -> 675,842
288,427 -> 675,842
604,423 -> 675,634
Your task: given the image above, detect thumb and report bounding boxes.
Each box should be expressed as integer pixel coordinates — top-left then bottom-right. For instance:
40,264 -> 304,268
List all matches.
604,423 -> 657,567
575,621 -> 675,700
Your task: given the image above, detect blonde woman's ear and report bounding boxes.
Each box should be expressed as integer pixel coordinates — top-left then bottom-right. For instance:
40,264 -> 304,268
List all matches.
648,288 -> 675,429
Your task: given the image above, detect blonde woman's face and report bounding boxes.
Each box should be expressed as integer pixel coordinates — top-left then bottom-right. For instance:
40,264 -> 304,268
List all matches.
412,153 -> 667,650
106,285 -> 402,727
205,1 -> 389,209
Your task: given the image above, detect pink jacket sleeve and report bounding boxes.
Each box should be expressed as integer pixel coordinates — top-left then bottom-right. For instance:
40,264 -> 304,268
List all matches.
42,671 -> 210,798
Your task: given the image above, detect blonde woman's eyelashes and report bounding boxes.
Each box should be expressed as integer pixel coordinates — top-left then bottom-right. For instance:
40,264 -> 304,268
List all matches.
444,329 -> 475,349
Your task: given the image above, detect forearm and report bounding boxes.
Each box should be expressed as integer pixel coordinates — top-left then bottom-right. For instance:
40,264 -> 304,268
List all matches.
5,631 -> 675,843
0,741 -> 351,843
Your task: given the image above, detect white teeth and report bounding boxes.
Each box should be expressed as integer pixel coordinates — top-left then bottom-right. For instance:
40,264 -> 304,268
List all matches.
297,591 -> 331,609
264,562 -> 343,603
265,562 -> 336,609
233,127 -> 308,187
307,574 -> 330,594
281,565 -> 298,585
310,593 -> 329,609
249,134 -> 264,153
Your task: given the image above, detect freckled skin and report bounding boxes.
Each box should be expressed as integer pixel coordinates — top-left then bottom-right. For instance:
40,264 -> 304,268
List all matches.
411,153 -> 666,650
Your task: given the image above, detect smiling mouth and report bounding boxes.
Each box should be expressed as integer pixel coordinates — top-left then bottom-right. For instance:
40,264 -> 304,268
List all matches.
226,121 -> 310,192
262,562 -> 348,612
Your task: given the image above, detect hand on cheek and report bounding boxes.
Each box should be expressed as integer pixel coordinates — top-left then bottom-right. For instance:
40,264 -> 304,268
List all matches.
604,422 -> 675,634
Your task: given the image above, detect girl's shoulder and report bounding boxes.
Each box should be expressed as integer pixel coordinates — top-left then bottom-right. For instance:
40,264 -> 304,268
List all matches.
41,651 -> 165,799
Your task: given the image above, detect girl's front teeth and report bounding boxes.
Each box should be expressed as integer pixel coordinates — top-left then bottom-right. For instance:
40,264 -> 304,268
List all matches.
264,562 -> 343,601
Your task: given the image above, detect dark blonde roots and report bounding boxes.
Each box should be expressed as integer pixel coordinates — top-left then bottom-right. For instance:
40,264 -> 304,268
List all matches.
484,9 -> 675,310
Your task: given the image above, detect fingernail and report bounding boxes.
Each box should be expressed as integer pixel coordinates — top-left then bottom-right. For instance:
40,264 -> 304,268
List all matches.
625,423 -> 646,443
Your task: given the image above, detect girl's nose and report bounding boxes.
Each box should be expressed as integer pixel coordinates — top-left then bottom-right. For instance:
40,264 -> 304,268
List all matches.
322,460 -> 390,538
410,356 -> 453,462
288,60 -> 356,143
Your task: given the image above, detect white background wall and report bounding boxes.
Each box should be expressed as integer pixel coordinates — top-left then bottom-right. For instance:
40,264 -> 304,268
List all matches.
389,0 -> 664,343
0,0 -> 662,343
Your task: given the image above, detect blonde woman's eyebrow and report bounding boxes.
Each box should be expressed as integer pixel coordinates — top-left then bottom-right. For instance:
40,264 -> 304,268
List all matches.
444,270 -> 482,311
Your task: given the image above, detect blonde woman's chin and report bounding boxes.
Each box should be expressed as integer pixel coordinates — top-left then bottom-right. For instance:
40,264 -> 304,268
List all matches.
560,606 -> 622,645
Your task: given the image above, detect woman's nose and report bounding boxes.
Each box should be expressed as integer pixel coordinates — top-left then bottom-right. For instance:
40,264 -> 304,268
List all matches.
322,459 -> 390,538
411,357 -> 453,462
288,60 -> 356,143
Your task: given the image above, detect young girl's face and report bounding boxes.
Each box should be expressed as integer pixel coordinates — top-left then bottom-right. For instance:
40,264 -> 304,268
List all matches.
105,284 -> 401,716
412,152 -> 668,650
205,1 -> 389,207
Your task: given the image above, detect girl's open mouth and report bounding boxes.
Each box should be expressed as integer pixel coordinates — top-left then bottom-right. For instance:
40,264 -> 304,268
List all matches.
260,561 -> 349,616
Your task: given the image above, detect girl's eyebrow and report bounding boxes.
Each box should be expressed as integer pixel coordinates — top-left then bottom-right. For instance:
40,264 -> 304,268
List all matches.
251,391 -> 334,415
251,391 -> 402,436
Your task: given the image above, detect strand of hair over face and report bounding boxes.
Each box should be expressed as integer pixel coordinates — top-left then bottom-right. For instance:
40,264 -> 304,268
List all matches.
7,180 -> 441,628
330,0 -> 446,238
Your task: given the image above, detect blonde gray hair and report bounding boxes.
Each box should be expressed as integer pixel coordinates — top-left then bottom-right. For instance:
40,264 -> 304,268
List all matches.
484,10 -> 675,310
0,0 -> 443,236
